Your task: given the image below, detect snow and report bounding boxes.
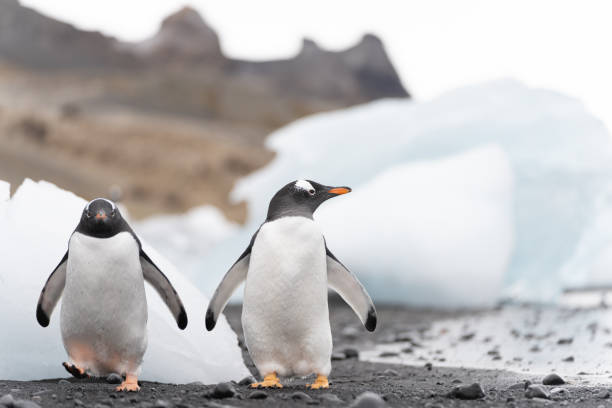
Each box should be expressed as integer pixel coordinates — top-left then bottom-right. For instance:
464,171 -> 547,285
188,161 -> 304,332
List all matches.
0,179 -> 249,383
361,305 -> 612,383
135,206 -> 239,284
316,146 -> 514,306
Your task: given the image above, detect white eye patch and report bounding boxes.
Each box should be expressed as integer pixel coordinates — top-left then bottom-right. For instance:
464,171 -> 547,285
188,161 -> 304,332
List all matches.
295,180 -> 314,192
86,198 -> 116,211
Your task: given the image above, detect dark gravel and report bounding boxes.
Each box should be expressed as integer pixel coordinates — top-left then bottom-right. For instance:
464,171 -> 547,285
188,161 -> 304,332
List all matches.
2,300 -> 612,407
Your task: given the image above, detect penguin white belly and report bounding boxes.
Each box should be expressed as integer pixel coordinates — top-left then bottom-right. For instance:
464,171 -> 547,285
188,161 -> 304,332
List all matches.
242,216 -> 331,377
60,231 -> 148,376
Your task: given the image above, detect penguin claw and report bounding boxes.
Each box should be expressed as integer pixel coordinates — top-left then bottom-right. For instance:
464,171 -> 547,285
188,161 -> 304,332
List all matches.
250,372 -> 283,388
115,382 -> 140,392
62,362 -> 89,379
306,374 -> 329,389
115,374 -> 140,392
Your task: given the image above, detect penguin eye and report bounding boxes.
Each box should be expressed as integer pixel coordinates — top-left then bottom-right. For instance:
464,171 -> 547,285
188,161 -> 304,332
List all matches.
308,189 -> 315,196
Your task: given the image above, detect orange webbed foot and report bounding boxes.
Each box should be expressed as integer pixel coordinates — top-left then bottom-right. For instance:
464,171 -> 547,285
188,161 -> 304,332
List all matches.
306,374 -> 329,389
250,372 -> 283,388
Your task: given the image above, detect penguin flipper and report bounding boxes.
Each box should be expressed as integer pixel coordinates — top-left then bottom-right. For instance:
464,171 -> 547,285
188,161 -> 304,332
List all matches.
140,250 -> 188,329
325,244 -> 377,332
205,230 -> 258,331
36,251 -> 68,327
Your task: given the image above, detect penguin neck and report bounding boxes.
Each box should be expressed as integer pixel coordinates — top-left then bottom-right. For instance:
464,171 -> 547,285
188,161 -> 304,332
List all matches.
266,200 -> 314,222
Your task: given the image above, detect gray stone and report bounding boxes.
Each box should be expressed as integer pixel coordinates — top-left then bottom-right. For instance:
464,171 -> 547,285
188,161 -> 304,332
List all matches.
382,369 -> 399,376
211,382 -> 237,399
343,348 -> 359,359
57,380 -> 70,386
13,401 -> 41,408
349,392 -> 389,408
153,400 -> 173,408
0,394 -> 14,407
542,373 -> 565,385
525,384 -> 550,399
447,383 -> 485,400
596,390 -> 610,399
319,393 -> 343,403
247,391 -> 267,400
290,392 -> 312,401
237,376 -> 255,386
106,373 -> 122,384
331,352 -> 346,361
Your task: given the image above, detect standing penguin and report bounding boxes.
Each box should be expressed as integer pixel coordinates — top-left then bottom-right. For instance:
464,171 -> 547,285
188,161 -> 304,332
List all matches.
206,180 -> 376,389
36,198 -> 187,391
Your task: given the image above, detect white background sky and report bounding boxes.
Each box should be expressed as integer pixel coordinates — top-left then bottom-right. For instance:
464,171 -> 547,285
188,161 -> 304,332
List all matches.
20,0 -> 612,130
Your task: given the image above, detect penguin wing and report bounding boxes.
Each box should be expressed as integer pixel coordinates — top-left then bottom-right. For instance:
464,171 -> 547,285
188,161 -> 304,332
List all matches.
326,244 -> 377,331
36,251 -> 68,327
205,230 -> 258,331
140,250 -> 188,330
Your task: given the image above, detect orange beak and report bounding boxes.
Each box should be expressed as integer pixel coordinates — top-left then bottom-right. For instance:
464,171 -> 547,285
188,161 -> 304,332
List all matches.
328,187 -> 351,195
95,212 -> 107,220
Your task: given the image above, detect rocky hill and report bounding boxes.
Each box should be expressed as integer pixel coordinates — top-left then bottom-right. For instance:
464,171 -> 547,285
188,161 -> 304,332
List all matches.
0,1 -> 409,220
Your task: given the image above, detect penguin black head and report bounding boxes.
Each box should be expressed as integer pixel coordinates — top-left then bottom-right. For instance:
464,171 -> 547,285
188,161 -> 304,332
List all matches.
266,180 -> 351,221
76,198 -> 128,238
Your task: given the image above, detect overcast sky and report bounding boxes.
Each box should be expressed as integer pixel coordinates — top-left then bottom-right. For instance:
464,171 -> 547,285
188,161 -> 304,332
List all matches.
20,0 -> 612,130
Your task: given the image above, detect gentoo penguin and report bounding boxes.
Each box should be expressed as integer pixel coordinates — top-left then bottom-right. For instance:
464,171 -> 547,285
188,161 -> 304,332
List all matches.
36,198 -> 187,392
206,180 -> 376,389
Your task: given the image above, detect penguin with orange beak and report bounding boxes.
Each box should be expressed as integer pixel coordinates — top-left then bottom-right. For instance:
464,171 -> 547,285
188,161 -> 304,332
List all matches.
206,180 -> 376,389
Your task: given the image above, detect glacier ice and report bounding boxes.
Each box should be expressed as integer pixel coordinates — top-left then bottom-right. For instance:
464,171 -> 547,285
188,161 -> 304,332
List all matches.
136,206 -> 239,285
316,146 -> 514,306
185,79 -> 612,306
0,179 -> 249,383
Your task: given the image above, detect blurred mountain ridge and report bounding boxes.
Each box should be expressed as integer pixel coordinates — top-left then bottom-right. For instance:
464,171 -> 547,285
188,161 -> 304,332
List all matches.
0,0 -> 409,220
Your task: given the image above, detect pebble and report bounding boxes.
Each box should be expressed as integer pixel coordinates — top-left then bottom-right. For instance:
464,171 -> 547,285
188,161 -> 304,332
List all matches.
153,399 -> 173,408
382,369 -> 399,376
596,390 -> 610,399
447,383 -> 485,400
290,392 -> 312,401
507,380 -> 531,390
557,337 -> 573,345
542,373 -> 565,385
319,393 -> 343,403
210,382 -> 237,399
550,387 -> 570,400
343,348 -> 359,359
93,404 -> 111,408
57,380 -> 70,386
424,362 -> 433,371
106,373 -> 122,384
13,401 -> 42,408
562,356 -> 575,362
530,345 -> 542,352
247,391 -> 268,400
459,332 -> 476,341
349,392 -> 389,408
237,376 -> 255,386
525,384 -> 550,399
401,347 -> 413,354
0,394 -> 14,406
331,352 -> 346,361
378,351 -> 398,358
342,326 -> 361,339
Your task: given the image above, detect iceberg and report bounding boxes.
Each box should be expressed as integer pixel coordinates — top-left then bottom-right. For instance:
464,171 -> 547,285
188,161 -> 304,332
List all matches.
0,179 -> 249,383
189,79 -> 612,306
